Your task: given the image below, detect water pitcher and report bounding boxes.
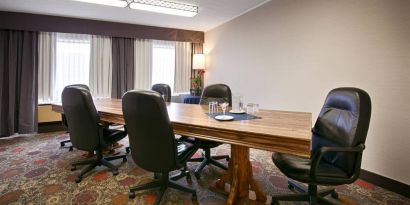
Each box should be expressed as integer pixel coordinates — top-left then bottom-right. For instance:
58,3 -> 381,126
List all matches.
232,95 -> 244,111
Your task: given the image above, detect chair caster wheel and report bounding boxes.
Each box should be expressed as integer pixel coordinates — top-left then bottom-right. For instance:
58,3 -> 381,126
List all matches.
331,191 -> 339,199
123,157 -> 127,162
194,172 -> 200,180
288,184 -> 294,190
75,177 -> 82,183
113,170 -> 119,175
129,191 -> 136,199
126,147 -> 130,154
60,142 -> 65,147
69,146 -> 73,151
271,199 -> 279,205
191,193 -> 197,201
71,166 -> 76,171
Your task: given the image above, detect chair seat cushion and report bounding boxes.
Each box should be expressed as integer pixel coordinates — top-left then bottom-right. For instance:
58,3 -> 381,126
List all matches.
199,140 -> 222,149
179,137 -> 222,149
272,152 -> 349,184
102,128 -> 127,144
176,140 -> 196,163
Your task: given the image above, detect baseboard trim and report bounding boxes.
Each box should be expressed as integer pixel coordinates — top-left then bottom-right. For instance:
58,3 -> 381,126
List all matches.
38,121 -> 66,133
360,169 -> 410,198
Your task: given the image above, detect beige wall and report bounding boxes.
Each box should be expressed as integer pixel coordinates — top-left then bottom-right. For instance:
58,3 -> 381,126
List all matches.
205,0 -> 410,184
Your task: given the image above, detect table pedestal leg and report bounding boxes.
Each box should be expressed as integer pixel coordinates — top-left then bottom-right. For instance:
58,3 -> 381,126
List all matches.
215,144 -> 267,205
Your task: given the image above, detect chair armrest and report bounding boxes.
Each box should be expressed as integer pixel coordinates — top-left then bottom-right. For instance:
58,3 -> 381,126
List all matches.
310,144 -> 365,179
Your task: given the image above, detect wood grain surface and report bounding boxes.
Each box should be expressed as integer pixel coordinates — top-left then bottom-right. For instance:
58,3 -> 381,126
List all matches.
52,98 -> 312,157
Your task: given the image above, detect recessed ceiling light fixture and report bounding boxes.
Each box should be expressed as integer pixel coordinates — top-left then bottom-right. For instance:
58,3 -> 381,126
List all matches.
73,0 -> 128,8
129,0 -> 198,17
73,0 -> 198,17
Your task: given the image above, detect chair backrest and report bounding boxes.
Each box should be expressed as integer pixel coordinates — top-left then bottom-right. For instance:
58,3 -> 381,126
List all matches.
69,84 -> 90,91
199,84 -> 232,106
311,87 -> 371,175
151,84 -> 172,102
62,85 -> 100,151
122,90 -> 178,173
62,84 -> 90,128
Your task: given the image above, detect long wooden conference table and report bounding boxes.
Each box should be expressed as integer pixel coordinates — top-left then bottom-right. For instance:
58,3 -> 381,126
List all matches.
52,98 -> 312,204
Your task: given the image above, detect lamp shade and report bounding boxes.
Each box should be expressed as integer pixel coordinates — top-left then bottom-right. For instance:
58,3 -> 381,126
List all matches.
193,54 -> 205,70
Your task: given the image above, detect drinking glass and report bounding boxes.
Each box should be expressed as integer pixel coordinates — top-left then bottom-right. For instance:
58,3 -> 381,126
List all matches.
220,102 -> 229,116
246,103 -> 254,114
232,95 -> 244,112
254,104 -> 259,113
208,101 -> 218,114
239,100 -> 244,111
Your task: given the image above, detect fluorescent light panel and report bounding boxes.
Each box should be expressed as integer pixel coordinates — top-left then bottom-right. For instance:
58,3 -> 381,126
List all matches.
129,0 -> 198,17
73,0 -> 128,7
72,0 -> 198,17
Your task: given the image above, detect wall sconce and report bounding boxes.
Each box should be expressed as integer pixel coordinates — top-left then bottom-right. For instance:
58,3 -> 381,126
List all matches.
192,54 -> 205,96
193,54 -> 205,70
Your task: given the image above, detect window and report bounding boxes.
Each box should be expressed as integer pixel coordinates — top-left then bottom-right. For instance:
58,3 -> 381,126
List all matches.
53,33 -> 91,102
151,40 -> 176,93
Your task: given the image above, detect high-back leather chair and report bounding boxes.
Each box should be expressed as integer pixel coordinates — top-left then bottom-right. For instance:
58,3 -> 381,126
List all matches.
151,83 -> 172,102
122,90 -> 197,204
199,84 -> 232,106
187,84 -> 232,179
271,87 -> 372,205
62,85 -> 127,183
60,84 -> 90,151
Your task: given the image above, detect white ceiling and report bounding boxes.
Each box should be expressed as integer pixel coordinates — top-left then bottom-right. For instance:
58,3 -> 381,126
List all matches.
0,0 -> 270,31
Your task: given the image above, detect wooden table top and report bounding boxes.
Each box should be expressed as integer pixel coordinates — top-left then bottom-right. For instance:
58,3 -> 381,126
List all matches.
52,98 -> 312,157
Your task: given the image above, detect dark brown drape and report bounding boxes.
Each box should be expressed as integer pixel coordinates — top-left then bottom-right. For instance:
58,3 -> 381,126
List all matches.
192,43 -> 203,54
111,37 -> 135,99
0,30 -> 38,137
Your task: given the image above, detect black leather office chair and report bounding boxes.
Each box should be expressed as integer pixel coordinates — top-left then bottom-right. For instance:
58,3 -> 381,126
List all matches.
186,84 -> 232,179
60,84 -> 90,151
122,83 -> 173,154
271,87 -> 372,205
122,90 -> 197,204
62,86 -> 127,183
151,83 -> 172,102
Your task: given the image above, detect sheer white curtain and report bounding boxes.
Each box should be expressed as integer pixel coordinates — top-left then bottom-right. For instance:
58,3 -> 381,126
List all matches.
53,33 -> 91,102
134,39 -> 153,89
38,32 -> 56,104
89,35 -> 112,98
174,41 -> 192,93
152,40 -> 176,91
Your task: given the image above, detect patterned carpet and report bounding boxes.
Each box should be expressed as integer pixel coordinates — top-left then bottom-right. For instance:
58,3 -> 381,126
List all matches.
0,132 -> 409,205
